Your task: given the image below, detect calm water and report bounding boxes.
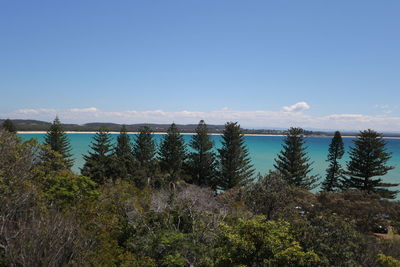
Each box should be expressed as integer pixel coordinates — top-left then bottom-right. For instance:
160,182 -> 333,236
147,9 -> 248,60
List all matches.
19,133 -> 400,193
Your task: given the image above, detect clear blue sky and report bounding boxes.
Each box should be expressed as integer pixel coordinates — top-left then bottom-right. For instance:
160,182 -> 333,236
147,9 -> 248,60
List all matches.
1,0 -> 400,130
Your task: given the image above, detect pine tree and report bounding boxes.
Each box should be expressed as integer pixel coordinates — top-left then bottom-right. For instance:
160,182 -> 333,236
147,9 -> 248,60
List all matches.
321,131 -> 345,191
274,127 -> 318,190
343,129 -> 398,199
81,127 -> 114,185
132,126 -> 157,187
133,126 -> 156,168
114,125 -> 135,182
186,120 -> 217,188
43,117 -> 73,169
216,122 -> 254,190
2,119 -> 16,133
158,123 -> 186,184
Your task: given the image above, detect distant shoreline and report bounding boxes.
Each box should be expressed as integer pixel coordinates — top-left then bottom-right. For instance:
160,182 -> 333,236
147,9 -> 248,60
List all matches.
16,131 -> 400,139
18,131 -> 287,136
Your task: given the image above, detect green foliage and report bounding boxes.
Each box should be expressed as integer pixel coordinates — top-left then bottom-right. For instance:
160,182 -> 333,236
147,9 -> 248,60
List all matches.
158,231 -> 189,267
316,190 -> 395,233
37,146 -> 70,175
377,254 -> 400,267
133,126 -> 158,188
133,126 -> 156,167
113,125 -> 136,183
39,170 -> 99,209
81,127 -> 114,185
343,129 -> 398,199
294,214 -> 366,266
216,122 -> 254,191
244,172 -> 297,220
2,119 -> 16,133
186,120 -> 217,188
0,130 -> 37,194
125,184 -> 225,266
3,126 -> 400,266
214,216 -> 320,267
35,144 -> 99,210
158,123 -> 187,184
274,127 -> 319,190
0,130 -> 88,266
43,117 -> 74,169
322,131 -> 345,191
78,180 -> 150,266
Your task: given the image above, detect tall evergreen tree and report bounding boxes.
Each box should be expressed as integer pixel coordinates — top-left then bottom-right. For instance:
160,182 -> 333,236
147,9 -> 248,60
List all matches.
133,126 -> 156,167
81,127 -> 114,185
321,131 -> 345,191
43,117 -> 73,169
2,119 -> 16,133
133,126 -> 157,187
216,122 -> 254,190
274,127 -> 318,190
186,120 -> 217,188
114,125 -> 135,181
158,123 -> 186,184
343,129 -> 398,199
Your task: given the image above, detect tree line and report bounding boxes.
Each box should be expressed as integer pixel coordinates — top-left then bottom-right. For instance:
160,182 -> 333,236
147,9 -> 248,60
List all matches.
20,117 -> 398,199
1,117 -> 400,266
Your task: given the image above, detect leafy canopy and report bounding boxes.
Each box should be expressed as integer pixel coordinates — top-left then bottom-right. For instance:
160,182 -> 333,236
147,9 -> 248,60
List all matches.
214,216 -> 320,267
2,119 -> 16,133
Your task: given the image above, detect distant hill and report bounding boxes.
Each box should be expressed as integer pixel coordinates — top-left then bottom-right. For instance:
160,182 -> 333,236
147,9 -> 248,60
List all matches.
0,119 -> 292,135
0,119 -> 229,133
0,119 -> 52,131
2,119 -> 400,137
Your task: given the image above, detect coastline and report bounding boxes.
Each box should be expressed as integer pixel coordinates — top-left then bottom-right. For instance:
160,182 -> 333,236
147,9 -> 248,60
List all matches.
17,131 -> 285,136
16,131 -> 400,139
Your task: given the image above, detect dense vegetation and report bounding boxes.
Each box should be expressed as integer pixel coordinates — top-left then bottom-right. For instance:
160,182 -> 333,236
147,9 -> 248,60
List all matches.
1,118 -> 400,266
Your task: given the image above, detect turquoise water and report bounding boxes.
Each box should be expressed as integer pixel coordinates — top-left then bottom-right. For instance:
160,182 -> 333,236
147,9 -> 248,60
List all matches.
19,133 -> 400,193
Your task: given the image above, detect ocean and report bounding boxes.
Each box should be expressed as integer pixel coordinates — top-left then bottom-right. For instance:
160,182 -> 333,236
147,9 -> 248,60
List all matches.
19,133 -> 400,194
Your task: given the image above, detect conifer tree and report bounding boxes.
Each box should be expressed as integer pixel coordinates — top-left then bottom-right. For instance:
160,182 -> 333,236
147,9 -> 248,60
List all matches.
133,126 -> 156,167
186,120 -> 217,188
321,131 -> 345,191
2,119 -> 16,133
216,122 -> 254,190
81,127 -> 114,185
114,125 -> 135,181
132,126 -> 157,187
158,123 -> 186,184
43,117 -> 73,169
274,127 -> 318,190
343,129 -> 398,199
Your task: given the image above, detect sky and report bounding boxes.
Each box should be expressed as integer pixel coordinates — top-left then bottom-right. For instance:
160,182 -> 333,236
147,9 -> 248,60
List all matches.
1,0 -> 400,131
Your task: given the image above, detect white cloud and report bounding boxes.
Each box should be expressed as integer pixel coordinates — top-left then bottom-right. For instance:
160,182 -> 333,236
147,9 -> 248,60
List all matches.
69,107 -> 99,113
282,102 -> 310,112
2,105 -> 400,131
14,108 -> 56,115
374,104 -> 399,115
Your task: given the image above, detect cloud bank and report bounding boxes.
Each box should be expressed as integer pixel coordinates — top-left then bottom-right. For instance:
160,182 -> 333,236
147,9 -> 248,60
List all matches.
2,102 -> 400,132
